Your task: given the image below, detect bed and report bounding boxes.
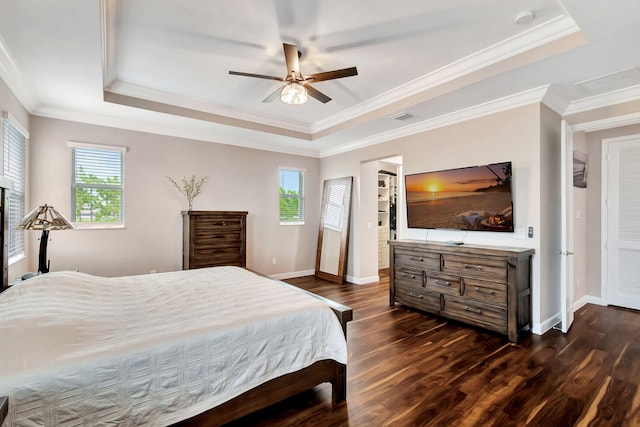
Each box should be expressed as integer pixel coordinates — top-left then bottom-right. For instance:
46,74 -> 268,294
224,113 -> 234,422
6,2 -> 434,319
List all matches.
0,266 -> 352,426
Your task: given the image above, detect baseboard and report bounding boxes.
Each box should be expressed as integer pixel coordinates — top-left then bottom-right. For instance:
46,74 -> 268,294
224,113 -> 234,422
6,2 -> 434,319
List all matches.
533,296 -> 606,335
572,295 -> 605,311
584,295 -> 605,306
270,269 -> 315,280
346,274 -> 379,285
269,270 -> 380,284
533,312 -> 562,336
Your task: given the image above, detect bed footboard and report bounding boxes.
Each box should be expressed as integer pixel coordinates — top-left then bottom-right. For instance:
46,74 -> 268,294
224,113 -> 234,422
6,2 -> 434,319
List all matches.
173,359 -> 346,426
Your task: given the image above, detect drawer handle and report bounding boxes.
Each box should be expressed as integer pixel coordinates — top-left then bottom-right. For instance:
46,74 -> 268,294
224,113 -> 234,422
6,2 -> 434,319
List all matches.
463,305 -> 482,314
402,273 -> 417,279
408,292 -> 424,299
212,221 -> 227,226
410,257 -> 424,262
463,263 -> 482,271
434,279 -> 451,287
474,286 -> 495,295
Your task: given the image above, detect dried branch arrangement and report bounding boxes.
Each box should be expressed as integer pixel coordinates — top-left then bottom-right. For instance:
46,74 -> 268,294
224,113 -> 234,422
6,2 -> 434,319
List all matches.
166,175 -> 209,210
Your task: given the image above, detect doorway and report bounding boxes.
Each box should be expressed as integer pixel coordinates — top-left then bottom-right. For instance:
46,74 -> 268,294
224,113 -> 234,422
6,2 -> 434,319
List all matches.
602,133 -> 640,310
377,157 -> 402,269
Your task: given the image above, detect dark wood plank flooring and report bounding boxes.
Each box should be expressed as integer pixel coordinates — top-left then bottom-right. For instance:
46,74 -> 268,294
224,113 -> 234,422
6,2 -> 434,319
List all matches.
227,270 -> 640,426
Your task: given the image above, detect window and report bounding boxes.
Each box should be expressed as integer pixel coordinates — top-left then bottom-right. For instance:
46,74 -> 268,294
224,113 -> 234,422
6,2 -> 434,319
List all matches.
279,168 -> 304,224
70,142 -> 126,227
2,112 -> 27,261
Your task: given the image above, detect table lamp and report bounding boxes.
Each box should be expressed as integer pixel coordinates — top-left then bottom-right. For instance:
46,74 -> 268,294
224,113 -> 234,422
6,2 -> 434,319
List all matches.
17,204 -> 73,274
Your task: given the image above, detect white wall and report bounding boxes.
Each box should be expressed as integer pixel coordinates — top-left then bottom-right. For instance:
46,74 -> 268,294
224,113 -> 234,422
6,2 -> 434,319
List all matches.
22,116 -> 321,279
320,103 -> 559,332
357,160 -> 379,283
539,104 -> 562,329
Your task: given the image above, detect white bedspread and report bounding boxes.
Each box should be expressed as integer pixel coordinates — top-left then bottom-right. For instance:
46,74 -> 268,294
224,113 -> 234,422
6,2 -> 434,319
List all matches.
0,267 -> 347,426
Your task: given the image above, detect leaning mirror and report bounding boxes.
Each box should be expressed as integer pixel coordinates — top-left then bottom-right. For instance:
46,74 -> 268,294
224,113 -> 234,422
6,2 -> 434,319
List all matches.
315,176 -> 353,284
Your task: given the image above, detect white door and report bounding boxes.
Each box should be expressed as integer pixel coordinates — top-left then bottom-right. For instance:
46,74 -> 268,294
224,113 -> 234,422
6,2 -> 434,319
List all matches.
605,134 -> 640,309
560,120 -> 575,333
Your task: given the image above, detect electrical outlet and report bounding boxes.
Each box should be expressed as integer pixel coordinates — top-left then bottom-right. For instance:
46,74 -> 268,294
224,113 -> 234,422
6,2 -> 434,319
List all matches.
528,227 -> 534,238
272,257 -> 277,265
150,269 -> 157,274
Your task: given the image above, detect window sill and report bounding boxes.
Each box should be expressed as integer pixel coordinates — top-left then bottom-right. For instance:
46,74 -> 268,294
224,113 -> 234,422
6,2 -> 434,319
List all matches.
280,221 -> 305,226
8,253 -> 26,266
72,223 -> 125,230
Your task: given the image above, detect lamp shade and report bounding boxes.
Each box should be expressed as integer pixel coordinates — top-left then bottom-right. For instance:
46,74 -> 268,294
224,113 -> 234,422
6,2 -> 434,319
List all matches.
280,82 -> 309,105
18,204 -> 74,231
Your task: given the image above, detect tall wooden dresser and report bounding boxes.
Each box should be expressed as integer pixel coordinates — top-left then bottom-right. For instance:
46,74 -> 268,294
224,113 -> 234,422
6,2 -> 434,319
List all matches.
389,239 -> 534,342
182,211 -> 248,269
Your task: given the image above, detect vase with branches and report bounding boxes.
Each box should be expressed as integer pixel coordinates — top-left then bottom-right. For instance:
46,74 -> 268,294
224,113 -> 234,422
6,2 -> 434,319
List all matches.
166,175 -> 209,210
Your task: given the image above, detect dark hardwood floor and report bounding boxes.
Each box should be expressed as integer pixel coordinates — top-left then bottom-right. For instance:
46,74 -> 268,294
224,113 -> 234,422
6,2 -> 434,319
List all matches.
227,270 -> 640,426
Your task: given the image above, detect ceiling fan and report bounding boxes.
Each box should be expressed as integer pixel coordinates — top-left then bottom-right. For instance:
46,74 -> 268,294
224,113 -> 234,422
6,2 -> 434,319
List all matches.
229,43 -> 358,105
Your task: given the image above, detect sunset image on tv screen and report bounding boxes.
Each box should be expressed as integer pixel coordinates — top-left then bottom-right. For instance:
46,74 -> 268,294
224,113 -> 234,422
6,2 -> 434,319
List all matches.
405,161 -> 513,231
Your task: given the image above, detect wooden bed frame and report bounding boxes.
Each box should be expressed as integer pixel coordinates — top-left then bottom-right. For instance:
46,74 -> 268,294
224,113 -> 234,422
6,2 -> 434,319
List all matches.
174,282 -> 353,426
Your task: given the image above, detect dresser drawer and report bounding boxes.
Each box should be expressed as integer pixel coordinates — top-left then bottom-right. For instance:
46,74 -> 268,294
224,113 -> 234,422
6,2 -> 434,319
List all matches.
462,278 -> 507,307
194,216 -> 244,232
395,266 -> 424,288
395,282 -> 441,313
425,272 -> 460,296
442,254 -> 507,282
395,249 -> 440,271
444,295 -> 507,332
192,250 -> 243,268
194,231 -> 241,245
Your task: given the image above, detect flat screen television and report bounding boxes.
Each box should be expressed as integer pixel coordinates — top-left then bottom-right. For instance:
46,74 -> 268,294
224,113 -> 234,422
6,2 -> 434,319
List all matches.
405,161 -> 514,232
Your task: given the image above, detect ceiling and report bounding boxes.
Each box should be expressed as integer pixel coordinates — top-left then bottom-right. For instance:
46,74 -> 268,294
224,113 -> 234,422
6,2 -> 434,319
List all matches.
1,0 -> 640,157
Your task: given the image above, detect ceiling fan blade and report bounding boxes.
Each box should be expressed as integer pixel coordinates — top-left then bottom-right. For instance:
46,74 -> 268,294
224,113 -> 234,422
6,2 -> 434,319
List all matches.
229,71 -> 284,81
305,67 -> 358,82
304,84 -> 331,103
283,43 -> 301,77
262,86 -> 283,103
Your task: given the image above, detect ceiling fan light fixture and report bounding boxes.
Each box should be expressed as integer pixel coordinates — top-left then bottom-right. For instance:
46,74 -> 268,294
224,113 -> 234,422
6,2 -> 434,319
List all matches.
280,82 -> 309,105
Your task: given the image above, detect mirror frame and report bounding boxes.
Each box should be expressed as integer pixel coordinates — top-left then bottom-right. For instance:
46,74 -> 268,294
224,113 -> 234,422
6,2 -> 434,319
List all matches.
315,176 -> 353,284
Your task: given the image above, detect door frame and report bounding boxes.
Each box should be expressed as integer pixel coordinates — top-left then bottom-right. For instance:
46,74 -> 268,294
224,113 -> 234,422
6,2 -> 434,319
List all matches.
600,132 -> 640,305
560,120 -> 575,332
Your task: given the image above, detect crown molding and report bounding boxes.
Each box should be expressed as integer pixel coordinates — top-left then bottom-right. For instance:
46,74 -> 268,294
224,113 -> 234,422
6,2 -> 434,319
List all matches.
540,84 -> 570,115
571,111 -> 640,133
32,105 -> 320,158
311,14 -> 580,134
318,85 -> 550,158
0,32 -> 36,111
564,84 -> 640,115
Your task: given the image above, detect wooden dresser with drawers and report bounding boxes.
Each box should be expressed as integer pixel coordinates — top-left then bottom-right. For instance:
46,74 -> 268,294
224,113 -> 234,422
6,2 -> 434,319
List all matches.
389,239 -> 534,342
182,211 -> 248,269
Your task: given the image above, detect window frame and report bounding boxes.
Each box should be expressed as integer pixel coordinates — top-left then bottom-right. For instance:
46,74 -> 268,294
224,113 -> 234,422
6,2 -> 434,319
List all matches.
2,111 -> 28,264
69,141 -> 127,229
279,167 -> 305,225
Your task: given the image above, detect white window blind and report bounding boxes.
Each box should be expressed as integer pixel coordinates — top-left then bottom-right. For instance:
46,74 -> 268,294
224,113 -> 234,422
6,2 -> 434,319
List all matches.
70,143 -> 125,224
279,168 -> 304,224
2,114 -> 27,260
324,183 -> 346,230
